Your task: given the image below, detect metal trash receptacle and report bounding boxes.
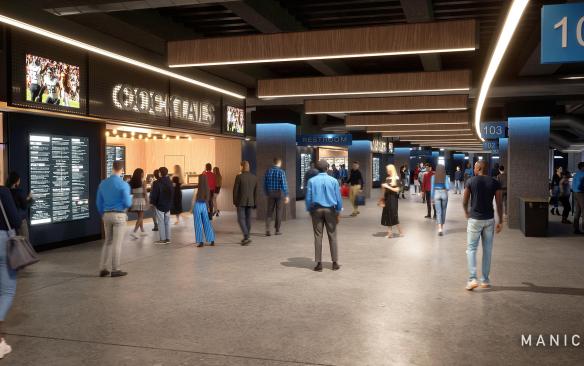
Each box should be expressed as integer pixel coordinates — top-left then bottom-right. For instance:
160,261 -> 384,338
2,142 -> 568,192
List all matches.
519,197 -> 548,237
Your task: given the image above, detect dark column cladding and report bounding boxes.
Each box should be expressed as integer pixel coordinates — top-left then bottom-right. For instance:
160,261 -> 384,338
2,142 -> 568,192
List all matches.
507,117 -> 550,229
255,123 -> 297,220
348,140 -> 372,199
5,112 -> 104,248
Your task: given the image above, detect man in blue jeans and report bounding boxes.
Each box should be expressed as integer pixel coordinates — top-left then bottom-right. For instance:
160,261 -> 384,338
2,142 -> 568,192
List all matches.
462,160 -> 503,291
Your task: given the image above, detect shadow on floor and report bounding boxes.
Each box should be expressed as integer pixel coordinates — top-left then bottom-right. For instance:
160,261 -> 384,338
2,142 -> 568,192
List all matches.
488,282 -> 584,296
280,257 -> 315,270
372,232 -> 388,237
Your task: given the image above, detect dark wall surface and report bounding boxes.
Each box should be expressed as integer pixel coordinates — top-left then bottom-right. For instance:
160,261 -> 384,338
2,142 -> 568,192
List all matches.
6,112 -> 104,248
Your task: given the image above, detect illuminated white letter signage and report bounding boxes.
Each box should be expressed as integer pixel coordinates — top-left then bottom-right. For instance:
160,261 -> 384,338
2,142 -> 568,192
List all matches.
112,84 -> 216,126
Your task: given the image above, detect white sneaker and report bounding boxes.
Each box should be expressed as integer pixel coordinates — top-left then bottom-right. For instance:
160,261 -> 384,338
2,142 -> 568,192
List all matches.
0,339 -> 12,359
466,279 -> 479,291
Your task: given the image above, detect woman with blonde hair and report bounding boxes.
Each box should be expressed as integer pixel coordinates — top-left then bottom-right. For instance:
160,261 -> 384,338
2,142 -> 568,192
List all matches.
172,165 -> 184,184
380,164 -> 403,238
212,166 -> 223,217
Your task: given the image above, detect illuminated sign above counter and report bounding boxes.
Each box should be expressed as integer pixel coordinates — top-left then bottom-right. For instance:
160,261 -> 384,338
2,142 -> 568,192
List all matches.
112,84 -> 216,126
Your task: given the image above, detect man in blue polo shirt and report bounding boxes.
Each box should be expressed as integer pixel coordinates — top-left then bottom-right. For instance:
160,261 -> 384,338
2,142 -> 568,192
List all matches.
572,162 -> 584,234
96,161 -> 132,278
306,160 -> 343,272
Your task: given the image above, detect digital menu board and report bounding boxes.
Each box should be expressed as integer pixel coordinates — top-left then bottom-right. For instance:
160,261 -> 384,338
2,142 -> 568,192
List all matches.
29,134 -> 90,225
106,145 -> 126,177
300,153 -> 312,189
372,157 -> 381,182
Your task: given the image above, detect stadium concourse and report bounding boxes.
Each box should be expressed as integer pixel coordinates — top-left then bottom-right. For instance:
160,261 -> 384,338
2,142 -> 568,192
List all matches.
6,194 -> 584,366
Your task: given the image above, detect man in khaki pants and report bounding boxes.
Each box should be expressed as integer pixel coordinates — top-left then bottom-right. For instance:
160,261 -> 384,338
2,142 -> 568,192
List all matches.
348,161 -> 364,216
96,160 -> 132,277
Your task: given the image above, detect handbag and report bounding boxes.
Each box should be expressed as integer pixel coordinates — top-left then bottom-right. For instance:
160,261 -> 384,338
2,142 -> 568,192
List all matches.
0,199 -> 39,271
340,184 -> 350,198
356,193 -> 366,206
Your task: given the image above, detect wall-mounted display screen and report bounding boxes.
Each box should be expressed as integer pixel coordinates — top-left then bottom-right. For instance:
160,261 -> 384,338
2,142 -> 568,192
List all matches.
106,145 -> 126,177
26,54 -> 80,108
300,153 -> 312,189
372,157 -> 381,182
225,106 -> 245,134
29,134 -> 90,225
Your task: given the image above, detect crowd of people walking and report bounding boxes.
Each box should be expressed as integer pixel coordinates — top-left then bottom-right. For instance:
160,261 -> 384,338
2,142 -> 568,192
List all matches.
0,155 -> 583,360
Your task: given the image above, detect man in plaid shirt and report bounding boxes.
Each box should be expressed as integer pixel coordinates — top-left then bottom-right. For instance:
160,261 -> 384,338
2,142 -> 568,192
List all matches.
264,157 -> 290,236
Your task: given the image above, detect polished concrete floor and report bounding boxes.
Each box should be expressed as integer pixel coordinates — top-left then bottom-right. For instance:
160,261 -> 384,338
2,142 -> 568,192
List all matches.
5,190 -> 584,365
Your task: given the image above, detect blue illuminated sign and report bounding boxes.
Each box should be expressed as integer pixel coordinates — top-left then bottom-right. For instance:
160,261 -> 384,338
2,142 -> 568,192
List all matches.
483,140 -> 499,152
480,122 -> 506,139
541,3 -> 584,64
296,134 -> 352,146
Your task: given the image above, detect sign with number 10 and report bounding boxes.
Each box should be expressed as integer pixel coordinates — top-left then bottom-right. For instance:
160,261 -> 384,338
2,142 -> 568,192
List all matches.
541,3 -> 584,64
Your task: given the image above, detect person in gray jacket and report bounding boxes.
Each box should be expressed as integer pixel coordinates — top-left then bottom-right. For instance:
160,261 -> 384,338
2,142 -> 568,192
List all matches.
233,161 -> 258,245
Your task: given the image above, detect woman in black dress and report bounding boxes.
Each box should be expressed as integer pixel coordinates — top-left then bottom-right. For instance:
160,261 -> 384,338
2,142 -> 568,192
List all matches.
171,176 -> 183,225
381,164 -> 403,238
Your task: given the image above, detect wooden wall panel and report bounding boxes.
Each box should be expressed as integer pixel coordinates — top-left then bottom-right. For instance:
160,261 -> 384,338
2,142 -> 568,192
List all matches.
214,139 -> 242,212
258,70 -> 471,98
105,137 -> 242,212
305,95 -> 468,114
346,111 -> 469,127
168,20 -> 477,66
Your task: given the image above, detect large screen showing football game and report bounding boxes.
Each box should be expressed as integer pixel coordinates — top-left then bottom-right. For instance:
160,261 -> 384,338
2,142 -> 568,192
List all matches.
225,106 -> 245,134
26,54 -> 80,108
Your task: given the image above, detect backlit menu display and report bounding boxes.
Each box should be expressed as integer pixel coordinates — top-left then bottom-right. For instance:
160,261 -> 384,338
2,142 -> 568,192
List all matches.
29,134 -> 90,225
300,153 -> 312,189
106,145 -> 126,177
372,157 -> 380,182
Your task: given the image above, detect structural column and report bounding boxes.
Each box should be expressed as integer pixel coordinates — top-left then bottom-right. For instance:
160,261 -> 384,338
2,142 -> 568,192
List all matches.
348,140 -> 372,198
507,117 -> 550,229
393,147 -> 410,172
256,123 -> 297,220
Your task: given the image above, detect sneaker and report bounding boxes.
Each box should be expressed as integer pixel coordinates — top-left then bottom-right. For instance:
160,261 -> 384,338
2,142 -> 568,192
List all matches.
350,212 -> 358,217
424,215 -> 431,219
197,243 -> 204,247
154,240 -> 168,245
266,231 -> 271,236
479,282 -> 491,289
164,239 -> 171,244
332,262 -> 340,271
438,231 -> 443,236
242,239 -> 251,246
314,262 -> 323,272
152,227 -> 159,232
111,270 -> 128,278
99,270 -> 110,278
275,231 -> 282,236
0,339 -> 12,359
130,233 -> 138,240
466,279 -> 479,291
208,241 -> 215,246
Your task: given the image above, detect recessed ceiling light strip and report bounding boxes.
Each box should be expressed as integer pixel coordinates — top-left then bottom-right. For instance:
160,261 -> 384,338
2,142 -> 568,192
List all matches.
170,47 -> 477,67
474,0 -> 530,141
306,107 -> 468,114
260,88 -> 470,99
0,14 -> 245,99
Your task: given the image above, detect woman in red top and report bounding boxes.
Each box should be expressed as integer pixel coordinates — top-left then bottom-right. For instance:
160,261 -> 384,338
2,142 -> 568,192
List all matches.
421,164 -> 436,219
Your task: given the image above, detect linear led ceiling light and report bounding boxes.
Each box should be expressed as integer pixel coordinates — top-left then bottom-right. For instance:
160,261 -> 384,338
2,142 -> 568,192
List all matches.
170,48 -> 476,67
474,0 -> 530,141
348,122 -> 469,127
367,129 -> 472,136
260,88 -> 470,99
306,107 -> 467,114
0,14 -> 245,99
